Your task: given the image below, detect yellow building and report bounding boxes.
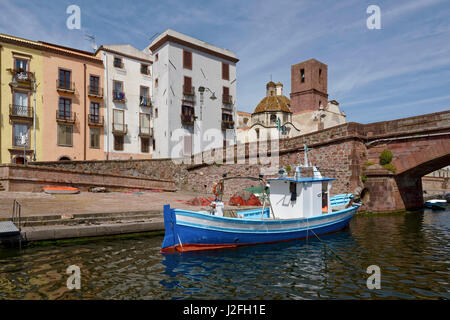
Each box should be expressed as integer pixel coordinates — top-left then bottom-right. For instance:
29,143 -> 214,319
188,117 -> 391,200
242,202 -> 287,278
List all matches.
0,34 -> 44,163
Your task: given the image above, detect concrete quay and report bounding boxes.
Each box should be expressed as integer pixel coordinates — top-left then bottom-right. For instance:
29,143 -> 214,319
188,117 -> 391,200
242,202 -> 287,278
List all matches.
0,191 -> 251,243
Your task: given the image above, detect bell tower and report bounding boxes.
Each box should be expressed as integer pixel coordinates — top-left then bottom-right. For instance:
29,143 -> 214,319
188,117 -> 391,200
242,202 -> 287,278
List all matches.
290,59 -> 328,113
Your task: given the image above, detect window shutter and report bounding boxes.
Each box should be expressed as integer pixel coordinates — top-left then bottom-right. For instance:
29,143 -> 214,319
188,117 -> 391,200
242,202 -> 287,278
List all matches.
222,62 -> 229,80
183,50 -> 192,69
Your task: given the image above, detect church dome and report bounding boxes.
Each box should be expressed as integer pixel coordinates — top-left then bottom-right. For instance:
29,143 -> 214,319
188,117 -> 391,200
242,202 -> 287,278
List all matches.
254,95 -> 291,114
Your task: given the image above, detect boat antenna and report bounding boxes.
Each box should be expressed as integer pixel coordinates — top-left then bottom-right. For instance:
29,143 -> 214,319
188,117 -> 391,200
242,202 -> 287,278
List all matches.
304,144 -> 309,167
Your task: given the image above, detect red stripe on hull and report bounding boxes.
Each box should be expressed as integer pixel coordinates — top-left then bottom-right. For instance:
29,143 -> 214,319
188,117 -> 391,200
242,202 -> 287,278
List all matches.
160,226 -> 349,253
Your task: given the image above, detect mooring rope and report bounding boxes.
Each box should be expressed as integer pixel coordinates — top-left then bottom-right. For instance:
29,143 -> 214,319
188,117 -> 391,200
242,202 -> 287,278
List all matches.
307,226 -> 364,275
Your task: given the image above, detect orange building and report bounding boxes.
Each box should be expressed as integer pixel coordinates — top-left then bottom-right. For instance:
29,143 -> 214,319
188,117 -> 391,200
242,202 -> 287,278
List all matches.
40,42 -> 105,161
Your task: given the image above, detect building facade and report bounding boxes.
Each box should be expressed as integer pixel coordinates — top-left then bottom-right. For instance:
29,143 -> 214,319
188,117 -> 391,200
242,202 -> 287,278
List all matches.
40,42 -> 105,161
96,45 -> 153,160
147,29 -> 238,158
0,34 -> 44,164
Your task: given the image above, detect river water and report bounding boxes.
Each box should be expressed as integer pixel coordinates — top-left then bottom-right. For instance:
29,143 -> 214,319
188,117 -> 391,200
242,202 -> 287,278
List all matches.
0,208 -> 448,300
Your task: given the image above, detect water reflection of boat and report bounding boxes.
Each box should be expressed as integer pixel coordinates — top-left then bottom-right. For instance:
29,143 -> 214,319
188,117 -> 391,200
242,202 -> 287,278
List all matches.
161,146 -> 361,253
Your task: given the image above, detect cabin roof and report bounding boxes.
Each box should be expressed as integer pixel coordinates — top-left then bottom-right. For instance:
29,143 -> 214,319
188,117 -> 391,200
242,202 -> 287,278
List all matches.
267,177 -> 335,183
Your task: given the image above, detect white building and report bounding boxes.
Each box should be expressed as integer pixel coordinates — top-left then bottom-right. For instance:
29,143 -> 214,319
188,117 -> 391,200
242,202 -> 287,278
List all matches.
96,45 -> 154,159
145,29 -> 238,159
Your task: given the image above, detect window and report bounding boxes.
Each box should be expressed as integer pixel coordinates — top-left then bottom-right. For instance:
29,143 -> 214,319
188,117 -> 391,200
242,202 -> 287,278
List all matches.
59,98 -> 71,119
113,81 -> 124,101
183,50 -> 192,69
141,137 -> 150,153
270,114 -> 277,124
183,76 -> 192,94
113,57 -> 123,68
90,75 -> 100,93
319,68 -> 322,83
153,138 -> 156,151
114,135 -> 124,151
59,69 -> 71,89
113,109 -> 125,132
90,102 -> 100,123
57,124 -> 73,146
141,64 -> 150,75
90,127 -> 100,149
13,91 -> 29,116
222,62 -> 229,80
140,86 -> 150,106
155,54 -> 158,62
140,113 -> 151,132
300,69 -> 305,83
13,123 -> 29,147
183,134 -> 192,155
223,86 -> 230,103
155,78 -> 158,88
15,58 -> 28,71
155,108 -> 158,118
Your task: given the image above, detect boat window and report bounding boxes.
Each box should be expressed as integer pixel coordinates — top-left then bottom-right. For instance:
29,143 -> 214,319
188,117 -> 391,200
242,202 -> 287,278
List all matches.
290,182 -> 297,201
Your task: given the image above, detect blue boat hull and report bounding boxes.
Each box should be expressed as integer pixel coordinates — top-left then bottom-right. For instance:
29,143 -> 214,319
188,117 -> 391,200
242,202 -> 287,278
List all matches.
161,204 -> 358,252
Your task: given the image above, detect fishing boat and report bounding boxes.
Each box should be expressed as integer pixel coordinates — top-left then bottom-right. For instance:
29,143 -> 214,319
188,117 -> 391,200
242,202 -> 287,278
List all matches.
424,199 -> 447,210
161,148 -> 361,253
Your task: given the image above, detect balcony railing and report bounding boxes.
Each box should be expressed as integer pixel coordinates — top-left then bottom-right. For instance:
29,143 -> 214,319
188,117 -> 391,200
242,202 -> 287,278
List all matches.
88,86 -> 104,98
112,123 -> 128,135
56,110 -> 76,123
10,105 -> 33,119
222,120 -> 235,130
88,114 -> 104,126
13,136 -> 30,148
113,90 -> 126,102
10,69 -> 34,85
56,80 -> 75,93
183,85 -> 195,96
140,96 -> 151,107
139,126 -> 153,137
222,94 -> 233,105
180,113 -> 195,125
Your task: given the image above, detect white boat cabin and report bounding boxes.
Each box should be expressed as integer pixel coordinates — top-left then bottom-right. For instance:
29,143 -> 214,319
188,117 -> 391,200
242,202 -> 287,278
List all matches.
267,166 -> 333,219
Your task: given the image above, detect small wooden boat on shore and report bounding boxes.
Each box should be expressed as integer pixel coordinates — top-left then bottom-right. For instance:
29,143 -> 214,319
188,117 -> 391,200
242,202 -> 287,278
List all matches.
161,148 -> 361,253
43,187 -> 80,194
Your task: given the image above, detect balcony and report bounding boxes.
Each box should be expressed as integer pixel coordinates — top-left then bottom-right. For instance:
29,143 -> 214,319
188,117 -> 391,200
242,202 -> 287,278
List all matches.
88,86 -> 104,99
88,114 -> 104,126
113,90 -> 126,103
222,120 -> 235,130
222,94 -> 233,105
10,104 -> 33,121
139,126 -> 153,137
9,69 -> 34,87
183,85 -> 195,96
56,110 -> 76,123
140,95 -> 152,107
13,135 -> 30,148
56,80 -> 75,93
180,113 -> 195,126
112,123 -> 128,135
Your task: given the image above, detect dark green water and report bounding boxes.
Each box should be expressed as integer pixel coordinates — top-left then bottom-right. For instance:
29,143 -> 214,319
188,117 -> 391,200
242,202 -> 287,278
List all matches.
0,209 -> 448,300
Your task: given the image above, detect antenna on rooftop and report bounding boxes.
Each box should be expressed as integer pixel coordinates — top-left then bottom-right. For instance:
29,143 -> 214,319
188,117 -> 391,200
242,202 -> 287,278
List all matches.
84,33 -> 97,52
149,32 -> 160,42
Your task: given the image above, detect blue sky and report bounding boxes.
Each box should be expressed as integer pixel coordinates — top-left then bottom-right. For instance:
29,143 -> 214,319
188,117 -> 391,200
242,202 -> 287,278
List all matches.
1,0 -> 449,123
